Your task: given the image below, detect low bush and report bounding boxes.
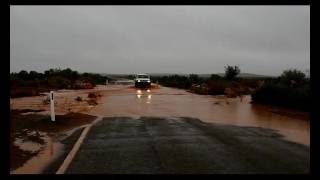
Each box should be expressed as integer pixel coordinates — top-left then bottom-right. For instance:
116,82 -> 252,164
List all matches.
251,72 -> 310,111
207,80 -> 230,95
88,92 -> 97,98
42,97 -> 50,105
75,96 -> 82,102
87,99 -> 98,105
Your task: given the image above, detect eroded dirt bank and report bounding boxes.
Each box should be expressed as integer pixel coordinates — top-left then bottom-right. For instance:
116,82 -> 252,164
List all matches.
10,110 -> 97,174
10,86 -> 107,174
10,87 -> 105,115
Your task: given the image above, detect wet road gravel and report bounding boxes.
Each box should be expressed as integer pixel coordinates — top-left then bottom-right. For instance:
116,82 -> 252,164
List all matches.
66,117 -> 309,174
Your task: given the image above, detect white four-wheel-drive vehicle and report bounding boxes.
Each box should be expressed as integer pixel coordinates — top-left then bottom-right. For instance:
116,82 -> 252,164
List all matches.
134,74 -> 151,87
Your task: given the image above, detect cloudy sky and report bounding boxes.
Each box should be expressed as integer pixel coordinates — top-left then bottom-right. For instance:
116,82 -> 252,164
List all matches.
10,6 -> 309,76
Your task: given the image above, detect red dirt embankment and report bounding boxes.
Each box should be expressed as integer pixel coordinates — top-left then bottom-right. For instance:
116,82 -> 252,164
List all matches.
10,109 -> 97,171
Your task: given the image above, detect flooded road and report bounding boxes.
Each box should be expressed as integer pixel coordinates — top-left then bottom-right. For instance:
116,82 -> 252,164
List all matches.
66,116 -> 309,174
10,84 -> 310,174
89,85 -> 309,145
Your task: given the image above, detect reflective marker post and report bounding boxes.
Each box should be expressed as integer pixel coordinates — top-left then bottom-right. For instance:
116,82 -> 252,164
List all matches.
50,91 -> 55,121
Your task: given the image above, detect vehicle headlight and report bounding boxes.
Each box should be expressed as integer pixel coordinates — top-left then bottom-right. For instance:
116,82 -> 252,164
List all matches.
137,80 -> 140,82
147,80 -> 150,82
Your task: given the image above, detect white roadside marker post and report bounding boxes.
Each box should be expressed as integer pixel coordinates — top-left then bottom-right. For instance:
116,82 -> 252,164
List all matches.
50,91 -> 55,122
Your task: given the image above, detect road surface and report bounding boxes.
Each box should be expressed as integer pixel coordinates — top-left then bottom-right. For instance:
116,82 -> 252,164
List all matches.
66,117 -> 309,174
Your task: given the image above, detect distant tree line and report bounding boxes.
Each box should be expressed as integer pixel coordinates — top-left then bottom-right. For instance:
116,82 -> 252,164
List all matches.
11,66 -> 310,111
11,68 -> 110,97
151,65 -> 259,94
151,65 -> 309,111
151,74 -> 207,89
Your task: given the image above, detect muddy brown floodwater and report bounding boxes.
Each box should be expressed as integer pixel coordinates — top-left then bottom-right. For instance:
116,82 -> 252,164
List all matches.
11,135 -> 63,174
9,84 -> 310,174
88,84 -> 309,145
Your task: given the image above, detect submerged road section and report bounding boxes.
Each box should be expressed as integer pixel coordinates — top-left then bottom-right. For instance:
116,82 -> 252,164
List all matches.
66,117 -> 309,174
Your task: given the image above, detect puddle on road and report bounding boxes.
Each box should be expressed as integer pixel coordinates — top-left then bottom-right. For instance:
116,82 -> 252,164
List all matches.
88,85 -> 310,145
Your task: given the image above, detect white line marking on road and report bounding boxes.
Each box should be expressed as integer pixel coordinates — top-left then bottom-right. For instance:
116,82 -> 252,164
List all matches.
56,116 -> 102,174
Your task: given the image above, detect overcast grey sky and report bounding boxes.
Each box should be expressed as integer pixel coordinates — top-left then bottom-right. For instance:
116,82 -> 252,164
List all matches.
10,6 -> 309,76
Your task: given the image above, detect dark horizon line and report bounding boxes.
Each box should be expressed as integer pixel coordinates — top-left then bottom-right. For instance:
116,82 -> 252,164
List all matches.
10,70 -> 277,77
11,67 -> 311,77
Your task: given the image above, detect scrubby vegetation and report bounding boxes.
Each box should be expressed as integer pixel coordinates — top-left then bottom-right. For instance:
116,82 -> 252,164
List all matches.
11,68 -> 110,98
152,66 -> 262,96
152,67 -> 309,111
75,96 -> 83,102
11,67 -> 309,111
224,65 -> 240,80
251,69 -> 310,111
88,92 -> 97,98
152,75 -> 193,89
152,74 -> 261,96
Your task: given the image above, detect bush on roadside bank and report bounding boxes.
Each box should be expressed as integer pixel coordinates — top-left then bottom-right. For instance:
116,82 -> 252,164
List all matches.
152,69 -> 310,111
206,79 -> 230,95
152,75 -> 193,89
75,96 -> 82,102
88,92 -> 97,98
251,69 -> 310,111
154,74 -> 256,96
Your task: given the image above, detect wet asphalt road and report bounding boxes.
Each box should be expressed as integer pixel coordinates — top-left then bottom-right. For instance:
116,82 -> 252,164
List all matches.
66,117 -> 309,174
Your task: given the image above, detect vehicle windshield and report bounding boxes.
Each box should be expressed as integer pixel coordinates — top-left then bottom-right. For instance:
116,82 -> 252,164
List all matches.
137,75 -> 149,78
